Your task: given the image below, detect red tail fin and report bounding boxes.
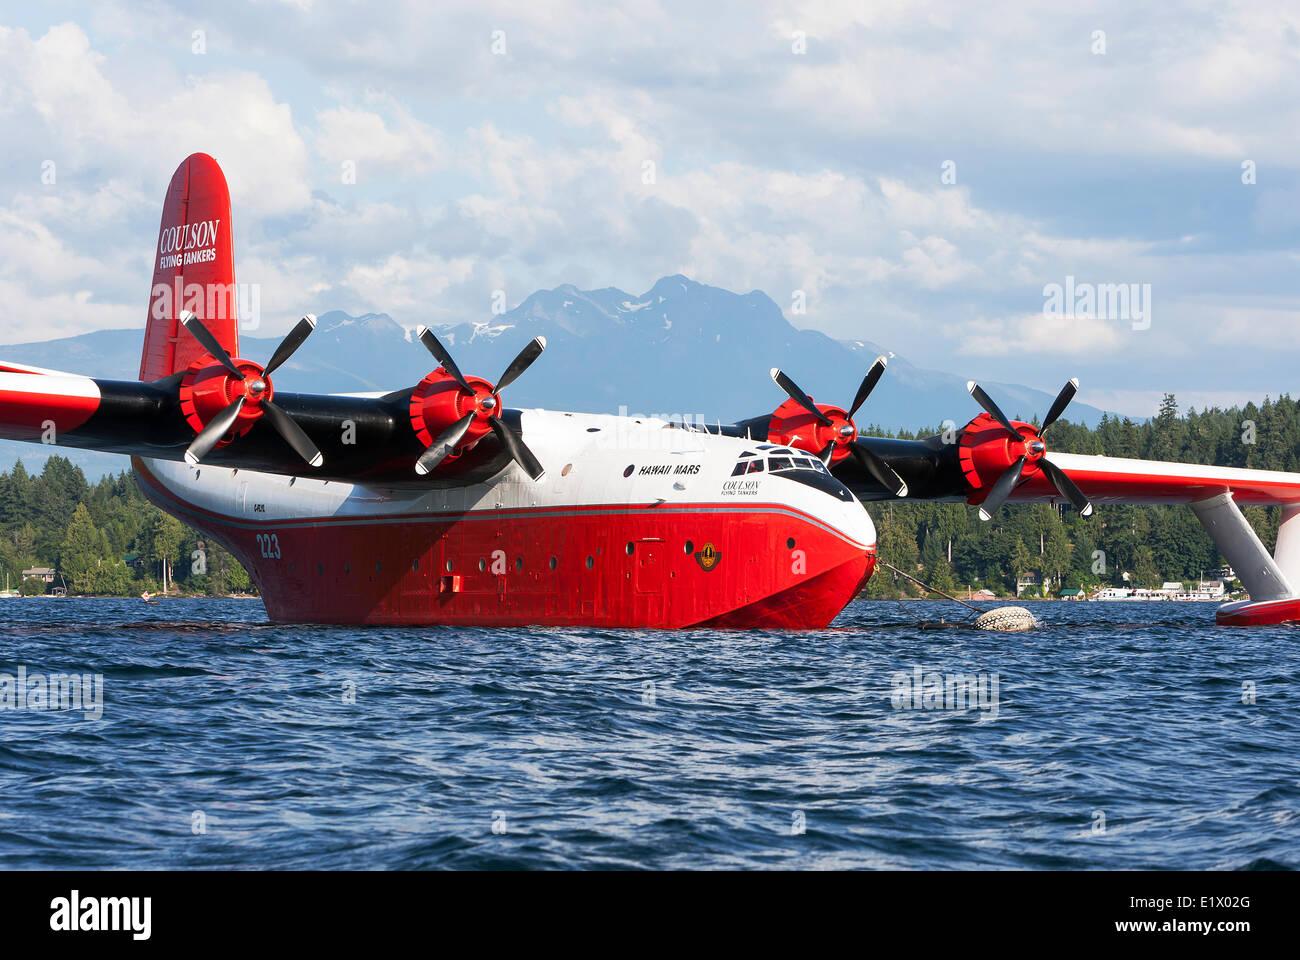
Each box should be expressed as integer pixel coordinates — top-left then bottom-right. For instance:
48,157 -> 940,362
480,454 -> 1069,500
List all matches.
139,153 -> 240,380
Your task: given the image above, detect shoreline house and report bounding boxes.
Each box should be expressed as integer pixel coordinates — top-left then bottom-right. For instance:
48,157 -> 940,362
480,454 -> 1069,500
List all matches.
21,566 -> 55,584
1016,573 -> 1043,597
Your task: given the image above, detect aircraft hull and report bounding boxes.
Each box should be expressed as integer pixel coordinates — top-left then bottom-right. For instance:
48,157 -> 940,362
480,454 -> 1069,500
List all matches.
134,455 -> 876,629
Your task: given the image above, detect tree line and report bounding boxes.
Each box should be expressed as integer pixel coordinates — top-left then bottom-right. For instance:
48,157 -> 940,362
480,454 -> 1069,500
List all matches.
0,457 -> 251,596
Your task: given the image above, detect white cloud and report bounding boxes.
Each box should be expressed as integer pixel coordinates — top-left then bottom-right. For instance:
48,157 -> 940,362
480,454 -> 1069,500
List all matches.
315,97 -> 447,178
0,2 -> 1297,407
954,312 -> 1125,357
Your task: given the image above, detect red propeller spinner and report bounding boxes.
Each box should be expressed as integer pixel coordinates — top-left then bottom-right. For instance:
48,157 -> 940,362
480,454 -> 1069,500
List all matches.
766,358 -> 908,497
177,311 -> 323,468
408,327 -> 547,478
960,378 -> 1093,520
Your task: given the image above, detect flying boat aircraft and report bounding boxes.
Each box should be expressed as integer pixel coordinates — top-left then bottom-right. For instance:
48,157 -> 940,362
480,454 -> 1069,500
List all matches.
3,154 -> 1299,628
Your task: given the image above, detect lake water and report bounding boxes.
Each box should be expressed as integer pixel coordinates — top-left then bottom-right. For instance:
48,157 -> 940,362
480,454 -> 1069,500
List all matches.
0,597 -> 1295,869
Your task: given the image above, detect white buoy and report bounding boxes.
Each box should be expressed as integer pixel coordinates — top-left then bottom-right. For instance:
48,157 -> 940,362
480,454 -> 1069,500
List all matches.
972,606 -> 1040,632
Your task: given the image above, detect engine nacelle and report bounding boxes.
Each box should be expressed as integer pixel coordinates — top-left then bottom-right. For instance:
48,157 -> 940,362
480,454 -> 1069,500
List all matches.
957,412 -> 1049,494
178,357 -> 270,447
408,367 -> 500,465
766,396 -> 858,465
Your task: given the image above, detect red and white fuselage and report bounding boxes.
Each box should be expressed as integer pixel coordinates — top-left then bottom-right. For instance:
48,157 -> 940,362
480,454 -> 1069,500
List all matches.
132,409 -> 877,628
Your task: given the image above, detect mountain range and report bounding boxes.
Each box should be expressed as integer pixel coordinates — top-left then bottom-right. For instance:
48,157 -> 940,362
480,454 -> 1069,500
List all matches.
0,275 -> 1109,478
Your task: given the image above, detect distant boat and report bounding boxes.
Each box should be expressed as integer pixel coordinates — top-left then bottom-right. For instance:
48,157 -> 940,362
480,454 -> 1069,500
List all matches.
1091,587 -> 1133,601
0,573 -> 17,598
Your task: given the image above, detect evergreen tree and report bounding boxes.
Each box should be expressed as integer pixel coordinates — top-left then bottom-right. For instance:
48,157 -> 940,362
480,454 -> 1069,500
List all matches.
59,503 -> 107,593
1009,537 -> 1033,593
1133,545 -> 1161,589
1043,523 -> 1071,591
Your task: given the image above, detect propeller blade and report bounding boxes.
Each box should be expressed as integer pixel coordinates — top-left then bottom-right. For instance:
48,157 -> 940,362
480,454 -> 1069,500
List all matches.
817,442 -> 834,466
847,356 -> 887,420
977,455 -> 1027,521
416,326 -> 474,394
181,311 -> 243,379
489,416 -> 544,480
770,368 -> 832,425
1039,457 -> 1094,517
966,381 -> 1020,438
261,400 -> 324,468
851,443 -> 909,498
1040,377 -> 1079,434
263,314 -> 317,377
184,396 -> 246,465
495,336 -> 546,392
414,412 -> 475,476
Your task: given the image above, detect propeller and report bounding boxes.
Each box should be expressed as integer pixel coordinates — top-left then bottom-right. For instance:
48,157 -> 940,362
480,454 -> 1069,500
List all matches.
965,377 -> 1092,520
412,328 -> 546,479
769,357 -> 908,497
180,311 -> 323,468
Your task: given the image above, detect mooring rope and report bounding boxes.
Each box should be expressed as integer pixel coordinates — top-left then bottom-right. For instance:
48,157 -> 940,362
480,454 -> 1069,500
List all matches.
877,559 -> 987,615
875,559 -> 1041,632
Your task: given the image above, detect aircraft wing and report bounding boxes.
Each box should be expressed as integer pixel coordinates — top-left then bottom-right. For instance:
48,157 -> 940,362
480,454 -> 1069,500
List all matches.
0,364 -> 523,486
999,452 -> 1300,507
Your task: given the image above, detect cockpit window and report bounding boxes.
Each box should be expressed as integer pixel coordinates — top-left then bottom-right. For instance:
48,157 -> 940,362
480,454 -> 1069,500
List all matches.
732,451 -> 834,476
732,459 -> 766,476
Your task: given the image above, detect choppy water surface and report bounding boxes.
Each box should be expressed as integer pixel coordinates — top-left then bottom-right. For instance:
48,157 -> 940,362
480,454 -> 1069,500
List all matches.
0,597 -> 1295,869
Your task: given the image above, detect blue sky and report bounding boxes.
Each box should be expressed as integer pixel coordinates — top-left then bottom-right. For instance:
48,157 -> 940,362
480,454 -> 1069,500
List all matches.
1,0 -> 1297,418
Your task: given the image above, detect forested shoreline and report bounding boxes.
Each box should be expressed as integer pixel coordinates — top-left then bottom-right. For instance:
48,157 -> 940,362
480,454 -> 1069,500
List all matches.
1,392 -> 1293,597
0,457 -> 251,597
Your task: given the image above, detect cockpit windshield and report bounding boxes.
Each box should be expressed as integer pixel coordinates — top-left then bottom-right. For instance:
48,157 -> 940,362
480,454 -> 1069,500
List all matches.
730,451 -> 831,477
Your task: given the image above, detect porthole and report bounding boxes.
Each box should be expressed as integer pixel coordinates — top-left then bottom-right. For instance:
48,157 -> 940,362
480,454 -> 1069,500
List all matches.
562,463 -> 573,476
786,538 -> 796,549
684,540 -> 694,555
585,555 -> 594,569
623,465 -> 635,477
318,563 -> 324,576
446,559 -> 454,572
376,561 -> 382,573
548,556 -> 557,570
478,558 -> 486,572
413,558 -> 419,571
344,562 -> 350,574
515,557 -> 523,572
625,542 -> 635,555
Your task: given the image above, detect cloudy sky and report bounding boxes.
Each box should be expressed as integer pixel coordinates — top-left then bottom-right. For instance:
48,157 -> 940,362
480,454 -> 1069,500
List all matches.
1,1 -> 1297,417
